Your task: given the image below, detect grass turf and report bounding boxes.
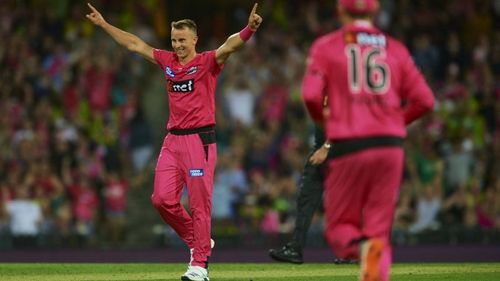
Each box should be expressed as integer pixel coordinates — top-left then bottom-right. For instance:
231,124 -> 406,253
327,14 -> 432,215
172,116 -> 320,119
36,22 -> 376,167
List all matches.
0,263 -> 499,281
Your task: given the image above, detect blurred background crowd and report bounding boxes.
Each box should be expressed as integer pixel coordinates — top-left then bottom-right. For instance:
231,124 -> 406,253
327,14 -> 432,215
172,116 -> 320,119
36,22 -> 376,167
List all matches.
0,0 -> 499,250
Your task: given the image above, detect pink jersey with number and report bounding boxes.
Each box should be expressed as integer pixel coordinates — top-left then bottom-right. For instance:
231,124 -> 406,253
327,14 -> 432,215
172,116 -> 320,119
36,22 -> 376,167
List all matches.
153,49 -> 223,130
302,22 -> 434,140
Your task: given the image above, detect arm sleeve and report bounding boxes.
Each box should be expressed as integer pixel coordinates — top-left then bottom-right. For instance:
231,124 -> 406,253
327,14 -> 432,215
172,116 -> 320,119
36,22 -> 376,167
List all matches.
206,50 -> 223,75
153,49 -> 170,69
301,42 -> 327,123
399,48 -> 435,125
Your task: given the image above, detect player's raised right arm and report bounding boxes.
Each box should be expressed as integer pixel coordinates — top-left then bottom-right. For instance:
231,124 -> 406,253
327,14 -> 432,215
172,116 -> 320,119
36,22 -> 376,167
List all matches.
86,3 -> 155,63
215,3 -> 262,65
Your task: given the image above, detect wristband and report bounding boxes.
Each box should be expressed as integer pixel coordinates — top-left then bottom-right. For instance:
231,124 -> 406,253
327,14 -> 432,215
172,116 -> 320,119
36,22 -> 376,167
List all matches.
323,142 -> 331,149
239,25 -> 255,41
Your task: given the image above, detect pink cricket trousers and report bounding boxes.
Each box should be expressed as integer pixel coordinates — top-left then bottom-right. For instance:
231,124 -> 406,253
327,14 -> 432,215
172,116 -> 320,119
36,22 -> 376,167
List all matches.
151,128 -> 216,268
324,146 -> 403,281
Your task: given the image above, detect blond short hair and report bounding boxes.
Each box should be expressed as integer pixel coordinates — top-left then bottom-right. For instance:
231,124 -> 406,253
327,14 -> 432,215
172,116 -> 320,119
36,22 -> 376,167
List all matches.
171,19 -> 197,35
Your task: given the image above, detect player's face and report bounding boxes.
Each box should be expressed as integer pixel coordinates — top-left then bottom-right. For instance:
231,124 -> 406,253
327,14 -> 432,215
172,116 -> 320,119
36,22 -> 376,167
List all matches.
171,27 -> 198,60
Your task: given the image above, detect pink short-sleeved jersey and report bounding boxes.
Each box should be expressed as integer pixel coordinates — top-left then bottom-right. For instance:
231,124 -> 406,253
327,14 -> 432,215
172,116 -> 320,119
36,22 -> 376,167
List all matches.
302,22 -> 434,140
153,49 -> 223,130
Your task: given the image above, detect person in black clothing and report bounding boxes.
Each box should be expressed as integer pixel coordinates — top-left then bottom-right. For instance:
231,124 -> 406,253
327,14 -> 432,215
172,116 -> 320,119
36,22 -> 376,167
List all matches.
268,125 -> 357,264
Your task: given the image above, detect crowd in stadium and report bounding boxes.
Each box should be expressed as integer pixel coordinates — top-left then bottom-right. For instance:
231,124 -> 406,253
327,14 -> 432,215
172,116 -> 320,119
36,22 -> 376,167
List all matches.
0,0 -> 498,248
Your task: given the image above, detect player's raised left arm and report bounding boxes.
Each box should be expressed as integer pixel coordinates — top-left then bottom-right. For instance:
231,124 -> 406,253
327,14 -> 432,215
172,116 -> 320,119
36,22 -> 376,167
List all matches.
86,3 -> 155,64
215,3 -> 262,65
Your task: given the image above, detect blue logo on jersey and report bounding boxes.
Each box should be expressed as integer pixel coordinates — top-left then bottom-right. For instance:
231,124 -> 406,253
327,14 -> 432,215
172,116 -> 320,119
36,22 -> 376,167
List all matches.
189,169 -> 204,177
165,66 -> 175,78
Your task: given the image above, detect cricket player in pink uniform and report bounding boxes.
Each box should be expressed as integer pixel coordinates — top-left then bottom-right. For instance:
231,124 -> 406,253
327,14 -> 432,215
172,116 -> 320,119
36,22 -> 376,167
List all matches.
302,0 -> 434,280
86,3 -> 262,281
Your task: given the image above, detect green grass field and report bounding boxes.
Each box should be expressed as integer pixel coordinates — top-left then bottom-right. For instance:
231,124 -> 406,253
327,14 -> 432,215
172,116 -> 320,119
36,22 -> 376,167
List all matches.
0,263 -> 499,281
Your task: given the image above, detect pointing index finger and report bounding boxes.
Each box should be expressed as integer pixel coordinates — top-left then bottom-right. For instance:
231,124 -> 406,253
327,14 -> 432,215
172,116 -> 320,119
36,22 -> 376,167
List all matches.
250,3 -> 258,16
87,3 -> 98,13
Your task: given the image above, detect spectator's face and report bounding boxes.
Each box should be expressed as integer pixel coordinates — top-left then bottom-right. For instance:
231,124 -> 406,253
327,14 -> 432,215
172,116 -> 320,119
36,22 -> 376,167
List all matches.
171,27 -> 198,60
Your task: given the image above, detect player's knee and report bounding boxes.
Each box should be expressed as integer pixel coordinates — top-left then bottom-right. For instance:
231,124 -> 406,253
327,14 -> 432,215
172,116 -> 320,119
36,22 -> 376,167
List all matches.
151,193 -> 180,211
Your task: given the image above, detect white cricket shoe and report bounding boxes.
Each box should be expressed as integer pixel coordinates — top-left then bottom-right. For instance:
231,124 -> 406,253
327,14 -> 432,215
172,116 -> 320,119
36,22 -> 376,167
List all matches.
189,239 -> 215,266
181,265 -> 209,281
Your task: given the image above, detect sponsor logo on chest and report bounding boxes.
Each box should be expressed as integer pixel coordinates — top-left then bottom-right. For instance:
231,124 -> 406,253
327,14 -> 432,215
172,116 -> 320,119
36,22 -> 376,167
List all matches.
189,169 -> 204,177
186,66 -> 198,75
168,79 -> 195,93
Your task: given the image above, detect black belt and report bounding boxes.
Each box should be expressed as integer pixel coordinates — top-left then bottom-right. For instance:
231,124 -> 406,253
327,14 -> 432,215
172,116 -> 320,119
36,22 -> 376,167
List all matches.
169,125 -> 215,135
328,136 -> 403,159
168,125 -> 216,145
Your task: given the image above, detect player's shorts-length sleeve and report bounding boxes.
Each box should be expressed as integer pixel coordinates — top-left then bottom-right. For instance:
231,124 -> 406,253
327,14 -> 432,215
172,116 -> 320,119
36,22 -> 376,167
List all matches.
204,50 -> 223,75
153,49 -> 171,69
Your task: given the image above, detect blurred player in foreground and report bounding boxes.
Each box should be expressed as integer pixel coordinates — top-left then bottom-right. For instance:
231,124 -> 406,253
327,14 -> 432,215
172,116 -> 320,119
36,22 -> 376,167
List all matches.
302,0 -> 434,280
86,3 -> 262,281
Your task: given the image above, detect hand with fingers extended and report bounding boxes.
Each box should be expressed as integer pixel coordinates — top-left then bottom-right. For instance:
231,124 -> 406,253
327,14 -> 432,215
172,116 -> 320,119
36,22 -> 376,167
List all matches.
248,3 -> 263,31
86,3 -> 106,27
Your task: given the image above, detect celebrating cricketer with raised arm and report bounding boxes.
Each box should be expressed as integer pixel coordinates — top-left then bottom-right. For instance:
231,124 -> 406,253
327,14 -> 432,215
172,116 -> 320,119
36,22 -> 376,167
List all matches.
301,0 -> 434,281
87,3 -> 262,281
